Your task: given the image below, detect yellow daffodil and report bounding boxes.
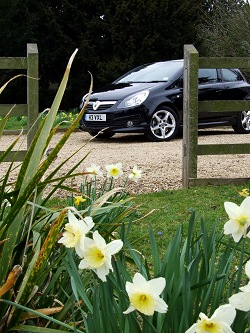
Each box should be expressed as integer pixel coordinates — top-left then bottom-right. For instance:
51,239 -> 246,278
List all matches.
224,196 -> 250,242
78,230 -> 123,282
185,304 -> 236,333
74,195 -> 86,205
239,188 -> 249,197
105,162 -> 123,179
123,272 -> 168,316
128,165 -> 142,182
86,163 -> 103,178
229,260 -> 250,312
58,210 -> 94,256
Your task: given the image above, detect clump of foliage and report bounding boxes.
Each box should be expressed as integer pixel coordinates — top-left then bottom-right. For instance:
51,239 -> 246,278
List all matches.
0,109 -> 79,130
0,50 -> 249,333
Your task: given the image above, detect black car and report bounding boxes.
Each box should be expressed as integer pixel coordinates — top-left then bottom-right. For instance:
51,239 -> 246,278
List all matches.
79,60 -> 250,141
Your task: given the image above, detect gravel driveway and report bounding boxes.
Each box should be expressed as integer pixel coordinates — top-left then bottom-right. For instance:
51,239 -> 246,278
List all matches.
1,128 -> 250,195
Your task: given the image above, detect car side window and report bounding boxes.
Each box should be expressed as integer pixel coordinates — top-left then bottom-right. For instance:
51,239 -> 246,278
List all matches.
198,68 -> 218,84
221,68 -> 243,82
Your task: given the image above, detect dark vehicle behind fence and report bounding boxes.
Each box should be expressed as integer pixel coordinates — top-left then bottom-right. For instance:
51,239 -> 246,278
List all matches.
79,60 -> 250,141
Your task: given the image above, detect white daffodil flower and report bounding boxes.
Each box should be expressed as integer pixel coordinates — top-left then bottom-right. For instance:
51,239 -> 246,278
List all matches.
229,260 -> 250,312
78,230 -> 123,282
105,162 -> 123,179
185,304 -> 236,333
128,165 -> 142,182
123,272 -> 168,316
224,196 -> 250,242
86,163 -> 103,178
58,210 -> 94,256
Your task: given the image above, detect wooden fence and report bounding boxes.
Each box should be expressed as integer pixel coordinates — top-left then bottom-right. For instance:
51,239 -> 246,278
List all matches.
0,43 -> 39,161
182,44 -> 250,188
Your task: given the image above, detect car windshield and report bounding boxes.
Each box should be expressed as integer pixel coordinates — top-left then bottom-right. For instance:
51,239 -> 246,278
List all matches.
116,61 -> 183,83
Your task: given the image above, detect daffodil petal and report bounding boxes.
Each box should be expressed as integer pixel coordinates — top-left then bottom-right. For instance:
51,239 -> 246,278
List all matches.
245,261 -> 250,277
229,292 -> 250,312
240,196 -> 250,212
133,272 -> 147,286
224,202 -> 240,219
221,324 -> 235,333
79,259 -> 89,269
212,304 -> 236,326
75,243 -> 84,257
224,219 -> 239,235
68,210 -> 79,225
240,283 -> 250,292
123,305 -> 135,314
84,236 -> 94,248
105,239 -> 123,255
155,297 -> 168,313
125,281 -> 135,295
93,230 -> 106,248
231,229 -> 244,242
185,323 -> 197,333
95,265 -> 109,282
83,216 -> 95,229
148,277 -> 166,295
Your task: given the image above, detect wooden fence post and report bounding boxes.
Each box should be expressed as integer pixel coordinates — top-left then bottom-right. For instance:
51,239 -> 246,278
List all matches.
182,45 -> 199,188
27,43 -> 39,148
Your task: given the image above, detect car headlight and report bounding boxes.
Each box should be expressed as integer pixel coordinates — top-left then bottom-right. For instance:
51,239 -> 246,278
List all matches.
117,90 -> 149,109
79,93 -> 90,109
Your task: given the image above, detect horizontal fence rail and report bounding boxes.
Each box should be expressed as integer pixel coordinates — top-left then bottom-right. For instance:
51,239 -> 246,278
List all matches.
183,44 -> 250,188
0,57 -> 27,70
199,100 -> 250,112
0,104 -> 28,117
0,44 -> 39,161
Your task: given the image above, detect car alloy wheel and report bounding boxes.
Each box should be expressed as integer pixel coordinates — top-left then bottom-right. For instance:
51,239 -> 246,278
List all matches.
147,107 -> 180,142
232,111 -> 250,134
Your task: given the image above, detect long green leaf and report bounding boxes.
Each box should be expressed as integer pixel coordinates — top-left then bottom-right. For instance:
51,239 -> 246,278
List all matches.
8,210 -> 67,326
1,299 -> 82,332
16,50 -> 78,193
63,248 -> 93,313
9,326 -> 71,333
148,225 -> 161,275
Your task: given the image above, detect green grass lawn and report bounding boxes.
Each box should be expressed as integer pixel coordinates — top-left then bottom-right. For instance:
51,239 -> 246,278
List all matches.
129,184 -> 246,255
47,182 -> 249,259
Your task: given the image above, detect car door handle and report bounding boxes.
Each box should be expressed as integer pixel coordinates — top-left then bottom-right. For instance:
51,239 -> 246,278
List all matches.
215,89 -> 223,94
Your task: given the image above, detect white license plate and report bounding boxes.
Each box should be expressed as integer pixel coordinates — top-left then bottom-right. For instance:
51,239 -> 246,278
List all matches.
85,114 -> 106,121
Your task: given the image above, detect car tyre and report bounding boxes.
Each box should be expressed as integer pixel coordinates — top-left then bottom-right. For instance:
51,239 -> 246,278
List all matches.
232,111 -> 250,134
146,106 -> 180,142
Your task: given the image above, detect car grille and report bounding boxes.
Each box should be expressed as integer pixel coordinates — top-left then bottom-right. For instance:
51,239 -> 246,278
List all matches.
86,101 -> 116,112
